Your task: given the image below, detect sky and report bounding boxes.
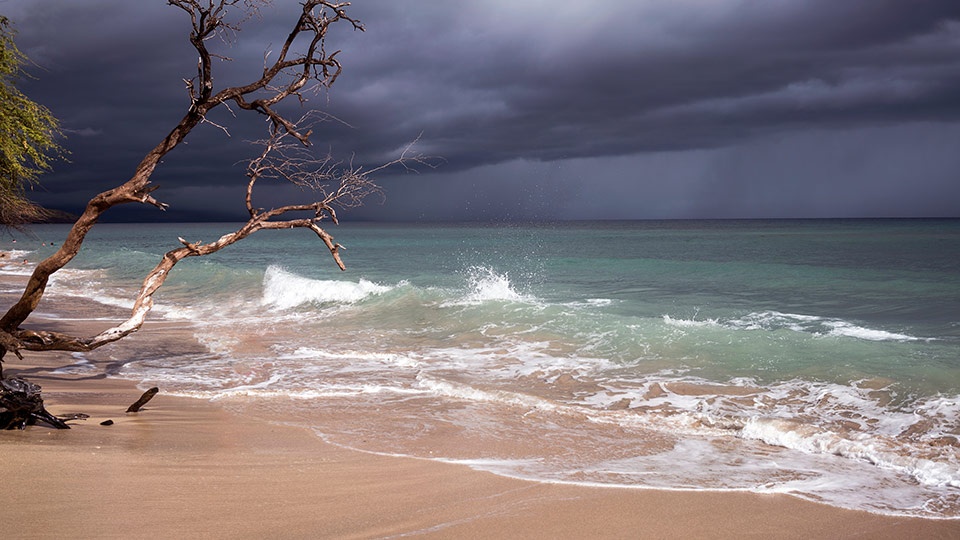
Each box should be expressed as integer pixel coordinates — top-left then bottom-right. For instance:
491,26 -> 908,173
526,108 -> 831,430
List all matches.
2,0 -> 959,222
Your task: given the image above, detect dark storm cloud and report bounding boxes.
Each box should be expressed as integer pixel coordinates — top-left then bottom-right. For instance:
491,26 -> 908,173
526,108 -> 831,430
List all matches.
329,0 -> 960,167
2,0 -> 959,220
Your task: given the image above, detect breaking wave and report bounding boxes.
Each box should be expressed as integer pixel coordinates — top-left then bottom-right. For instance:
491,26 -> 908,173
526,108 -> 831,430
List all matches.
664,310 -> 925,342
261,265 -> 393,309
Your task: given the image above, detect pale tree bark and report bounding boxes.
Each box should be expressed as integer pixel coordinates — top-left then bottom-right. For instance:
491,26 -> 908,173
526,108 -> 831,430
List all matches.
0,1 -> 426,426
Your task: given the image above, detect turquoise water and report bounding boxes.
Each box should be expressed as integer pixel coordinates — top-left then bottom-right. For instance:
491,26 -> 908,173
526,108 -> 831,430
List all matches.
6,219 -> 960,517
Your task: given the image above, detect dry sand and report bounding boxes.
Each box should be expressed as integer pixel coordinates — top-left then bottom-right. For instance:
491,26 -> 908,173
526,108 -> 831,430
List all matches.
0,283 -> 958,538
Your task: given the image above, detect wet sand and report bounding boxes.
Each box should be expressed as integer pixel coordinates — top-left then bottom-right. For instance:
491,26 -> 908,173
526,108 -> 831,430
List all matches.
1,279 -> 959,538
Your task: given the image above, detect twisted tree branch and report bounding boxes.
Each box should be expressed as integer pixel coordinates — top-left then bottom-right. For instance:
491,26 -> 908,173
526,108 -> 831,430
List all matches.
0,1 -> 374,367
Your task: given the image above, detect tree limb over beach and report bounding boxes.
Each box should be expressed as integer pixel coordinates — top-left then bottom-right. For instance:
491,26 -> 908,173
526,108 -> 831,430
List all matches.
0,1 -> 429,419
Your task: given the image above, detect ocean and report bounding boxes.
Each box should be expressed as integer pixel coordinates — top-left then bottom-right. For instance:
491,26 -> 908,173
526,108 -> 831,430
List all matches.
4,219 -> 960,518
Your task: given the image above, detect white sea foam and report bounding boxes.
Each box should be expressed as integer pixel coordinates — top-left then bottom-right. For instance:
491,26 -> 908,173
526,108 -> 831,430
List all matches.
40,267 -> 144,313
261,265 -> 391,309
662,314 -> 720,328
166,384 -> 429,401
738,417 -> 960,489
822,320 -> 919,341
213,373 -> 285,394
732,310 -> 821,329
285,347 -> 424,370
721,310 -> 924,342
416,373 -> 560,412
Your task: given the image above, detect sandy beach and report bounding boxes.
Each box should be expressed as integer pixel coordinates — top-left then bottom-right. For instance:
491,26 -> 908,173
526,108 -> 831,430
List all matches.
0,277 -> 958,538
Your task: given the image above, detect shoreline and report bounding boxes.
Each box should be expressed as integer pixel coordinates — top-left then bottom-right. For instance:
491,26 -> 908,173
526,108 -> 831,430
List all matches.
1,349 -> 958,536
1,273 -> 959,537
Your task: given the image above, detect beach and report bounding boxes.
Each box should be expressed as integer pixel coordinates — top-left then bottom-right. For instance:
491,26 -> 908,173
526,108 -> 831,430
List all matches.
1,282 -> 958,538
3,350 -> 959,538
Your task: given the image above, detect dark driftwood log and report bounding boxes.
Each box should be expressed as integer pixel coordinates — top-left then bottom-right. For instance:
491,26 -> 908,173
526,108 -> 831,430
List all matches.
0,377 -> 70,429
126,387 -> 158,413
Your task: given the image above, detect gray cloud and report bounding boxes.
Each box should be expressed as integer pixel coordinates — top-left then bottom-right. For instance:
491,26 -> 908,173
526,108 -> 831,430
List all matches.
3,0 -> 959,220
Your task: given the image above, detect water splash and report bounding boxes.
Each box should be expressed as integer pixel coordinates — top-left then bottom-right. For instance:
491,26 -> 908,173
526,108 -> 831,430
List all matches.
458,266 -> 533,305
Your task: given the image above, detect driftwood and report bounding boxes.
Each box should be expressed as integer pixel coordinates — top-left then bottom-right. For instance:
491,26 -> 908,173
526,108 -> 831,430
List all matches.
0,377 -> 69,429
0,378 -> 161,428
126,387 -> 158,413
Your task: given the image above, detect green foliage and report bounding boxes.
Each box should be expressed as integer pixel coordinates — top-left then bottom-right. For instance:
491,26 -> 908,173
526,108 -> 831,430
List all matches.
0,16 -> 65,226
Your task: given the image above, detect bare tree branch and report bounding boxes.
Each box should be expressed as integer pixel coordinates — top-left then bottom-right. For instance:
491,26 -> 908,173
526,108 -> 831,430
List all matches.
2,115 -> 428,356
0,1 -> 389,366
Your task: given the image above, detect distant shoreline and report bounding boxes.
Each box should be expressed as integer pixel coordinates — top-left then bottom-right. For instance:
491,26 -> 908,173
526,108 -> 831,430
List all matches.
21,215 -> 960,227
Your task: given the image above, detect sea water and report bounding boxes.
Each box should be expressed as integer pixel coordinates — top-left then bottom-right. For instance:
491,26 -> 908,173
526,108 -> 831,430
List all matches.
5,219 -> 960,518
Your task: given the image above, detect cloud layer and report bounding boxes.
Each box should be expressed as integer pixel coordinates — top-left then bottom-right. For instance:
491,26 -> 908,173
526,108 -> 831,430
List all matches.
4,0 -> 960,220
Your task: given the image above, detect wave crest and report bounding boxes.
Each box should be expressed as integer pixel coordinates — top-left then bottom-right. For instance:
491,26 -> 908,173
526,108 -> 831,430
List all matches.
261,266 -> 391,309
663,310 -> 925,342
